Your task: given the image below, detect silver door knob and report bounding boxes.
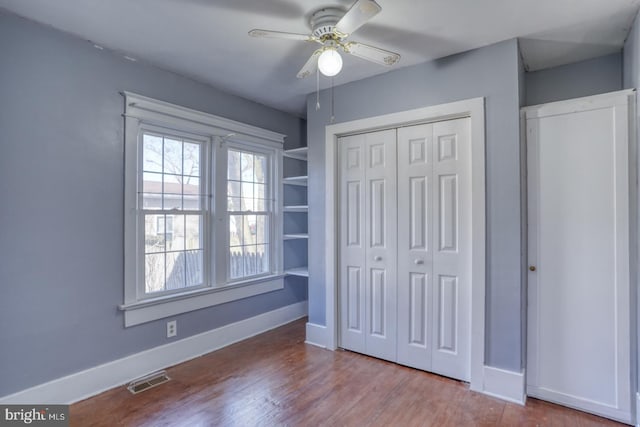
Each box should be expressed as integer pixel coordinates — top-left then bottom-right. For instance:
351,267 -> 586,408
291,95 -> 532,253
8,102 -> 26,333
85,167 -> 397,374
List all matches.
414,259 -> 424,265
373,256 -> 382,261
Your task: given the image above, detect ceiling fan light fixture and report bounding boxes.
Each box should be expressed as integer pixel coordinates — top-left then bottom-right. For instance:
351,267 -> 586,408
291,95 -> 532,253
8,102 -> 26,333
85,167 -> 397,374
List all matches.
318,48 -> 343,77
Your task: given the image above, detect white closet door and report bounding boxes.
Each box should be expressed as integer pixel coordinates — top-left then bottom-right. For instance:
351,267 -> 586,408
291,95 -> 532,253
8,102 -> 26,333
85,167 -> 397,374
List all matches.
431,119 -> 471,381
397,123 -> 434,371
339,134 -> 367,354
364,129 -> 397,361
339,129 -> 397,362
397,119 -> 471,381
526,93 -> 631,422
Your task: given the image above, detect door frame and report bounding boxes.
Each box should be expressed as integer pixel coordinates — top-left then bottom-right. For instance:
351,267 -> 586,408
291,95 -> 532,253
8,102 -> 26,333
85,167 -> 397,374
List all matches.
522,89 -> 637,424
324,97 -> 486,392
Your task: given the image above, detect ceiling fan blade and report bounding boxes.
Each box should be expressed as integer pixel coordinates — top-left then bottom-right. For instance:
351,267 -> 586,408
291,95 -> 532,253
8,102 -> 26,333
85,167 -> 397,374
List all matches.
344,41 -> 400,66
297,49 -> 322,79
249,29 -> 316,42
334,0 -> 381,37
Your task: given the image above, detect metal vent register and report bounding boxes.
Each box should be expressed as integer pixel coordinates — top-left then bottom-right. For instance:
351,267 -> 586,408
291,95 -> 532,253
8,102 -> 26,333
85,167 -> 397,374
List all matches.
127,370 -> 170,394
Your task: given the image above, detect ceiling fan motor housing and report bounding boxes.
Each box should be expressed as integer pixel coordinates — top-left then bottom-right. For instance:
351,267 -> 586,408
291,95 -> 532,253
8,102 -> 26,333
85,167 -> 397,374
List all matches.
310,8 -> 343,38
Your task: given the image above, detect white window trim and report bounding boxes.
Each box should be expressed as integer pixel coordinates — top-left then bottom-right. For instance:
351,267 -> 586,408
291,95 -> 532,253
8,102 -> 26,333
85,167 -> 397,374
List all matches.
121,92 -> 286,327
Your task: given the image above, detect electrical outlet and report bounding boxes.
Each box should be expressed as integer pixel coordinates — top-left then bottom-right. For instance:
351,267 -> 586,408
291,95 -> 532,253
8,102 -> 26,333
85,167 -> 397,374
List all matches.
166,320 -> 177,338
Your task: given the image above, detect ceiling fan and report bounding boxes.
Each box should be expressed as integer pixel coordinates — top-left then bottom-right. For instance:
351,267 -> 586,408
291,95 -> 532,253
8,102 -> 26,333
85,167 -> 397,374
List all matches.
248,0 -> 400,79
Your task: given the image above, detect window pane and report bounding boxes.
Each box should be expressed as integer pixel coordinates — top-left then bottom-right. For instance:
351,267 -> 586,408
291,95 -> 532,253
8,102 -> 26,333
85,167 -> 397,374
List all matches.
256,244 -> 269,274
143,134 -> 163,173
228,150 -> 241,181
185,215 -> 202,250
229,215 -> 243,247
229,247 -> 243,279
254,155 -> 267,183
143,193 -> 163,210
167,215 -> 184,251
183,177 -> 200,210
145,253 -> 165,293
243,245 -> 257,277
243,215 -> 257,245
228,197 -> 241,212
228,181 -> 240,197
241,152 -> 253,181
145,214 -> 165,253
186,250 -> 203,286
256,215 -> 268,245
166,251 -> 186,290
183,142 -> 200,176
143,172 -> 163,194
163,138 -> 183,175
255,184 -> 267,211
163,174 -> 182,210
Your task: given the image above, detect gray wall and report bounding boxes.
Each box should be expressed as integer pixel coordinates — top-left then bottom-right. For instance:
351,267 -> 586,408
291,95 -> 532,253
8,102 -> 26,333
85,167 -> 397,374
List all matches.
307,39 -> 524,371
525,52 -> 622,106
0,11 -> 307,397
625,11 -> 640,90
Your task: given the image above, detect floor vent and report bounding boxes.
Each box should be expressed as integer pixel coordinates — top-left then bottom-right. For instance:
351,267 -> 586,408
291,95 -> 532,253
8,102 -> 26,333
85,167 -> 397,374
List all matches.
127,370 -> 170,394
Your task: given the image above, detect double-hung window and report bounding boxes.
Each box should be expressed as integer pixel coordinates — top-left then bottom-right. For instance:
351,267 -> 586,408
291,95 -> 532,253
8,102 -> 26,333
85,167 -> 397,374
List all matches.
122,93 -> 284,327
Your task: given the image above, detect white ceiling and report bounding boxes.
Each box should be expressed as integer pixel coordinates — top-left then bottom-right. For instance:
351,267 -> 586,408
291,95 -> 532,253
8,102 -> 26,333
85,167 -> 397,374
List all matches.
2,0 -> 639,117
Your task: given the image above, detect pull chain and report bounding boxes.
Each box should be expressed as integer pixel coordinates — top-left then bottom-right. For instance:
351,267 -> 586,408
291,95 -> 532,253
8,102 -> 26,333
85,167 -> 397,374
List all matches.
315,67 -> 321,111
330,77 -> 335,123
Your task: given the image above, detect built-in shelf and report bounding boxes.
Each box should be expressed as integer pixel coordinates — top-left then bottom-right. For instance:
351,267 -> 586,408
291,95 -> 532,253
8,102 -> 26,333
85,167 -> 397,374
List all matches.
283,146 -> 308,283
285,267 -> 309,277
283,175 -> 308,186
284,233 -> 309,240
283,205 -> 308,212
283,147 -> 308,161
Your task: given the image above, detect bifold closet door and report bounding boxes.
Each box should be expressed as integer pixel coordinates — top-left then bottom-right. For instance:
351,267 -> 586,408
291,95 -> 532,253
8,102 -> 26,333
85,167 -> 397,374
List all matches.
397,119 -> 471,381
339,129 -> 397,362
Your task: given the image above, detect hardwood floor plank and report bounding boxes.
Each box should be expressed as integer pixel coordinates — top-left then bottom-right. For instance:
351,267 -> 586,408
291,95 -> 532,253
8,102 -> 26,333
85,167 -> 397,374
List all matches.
70,319 -> 627,427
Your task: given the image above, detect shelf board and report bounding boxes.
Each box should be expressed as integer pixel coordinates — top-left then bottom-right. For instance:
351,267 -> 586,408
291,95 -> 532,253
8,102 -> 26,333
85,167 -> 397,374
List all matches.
283,175 -> 308,186
284,233 -> 309,240
285,267 -> 309,277
283,147 -> 308,161
283,205 -> 308,212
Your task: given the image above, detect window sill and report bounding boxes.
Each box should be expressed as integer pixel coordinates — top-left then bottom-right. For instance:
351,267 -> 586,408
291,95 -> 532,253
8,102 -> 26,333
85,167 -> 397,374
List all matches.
119,275 -> 284,327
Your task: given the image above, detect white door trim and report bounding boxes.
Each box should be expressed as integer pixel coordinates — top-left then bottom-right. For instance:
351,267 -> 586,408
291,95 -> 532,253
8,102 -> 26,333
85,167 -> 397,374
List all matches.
324,97 -> 486,392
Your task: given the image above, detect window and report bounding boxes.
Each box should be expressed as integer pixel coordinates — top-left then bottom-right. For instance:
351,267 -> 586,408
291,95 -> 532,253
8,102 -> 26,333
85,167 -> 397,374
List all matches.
227,148 -> 270,280
141,132 -> 205,296
122,93 -> 285,327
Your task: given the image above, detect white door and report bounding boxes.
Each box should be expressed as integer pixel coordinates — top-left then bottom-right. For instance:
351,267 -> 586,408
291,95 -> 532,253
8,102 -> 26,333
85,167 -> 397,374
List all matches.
339,129 -> 397,362
339,118 -> 471,382
396,119 -> 471,381
526,91 -> 632,423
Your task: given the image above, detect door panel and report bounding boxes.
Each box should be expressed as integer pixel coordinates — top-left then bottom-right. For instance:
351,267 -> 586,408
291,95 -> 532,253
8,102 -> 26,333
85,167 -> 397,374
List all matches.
431,119 -> 470,381
437,275 -> 458,352
363,129 -> 397,361
526,94 -> 631,422
408,272 -> 428,347
339,135 -> 366,353
438,175 -> 458,252
397,124 -> 434,371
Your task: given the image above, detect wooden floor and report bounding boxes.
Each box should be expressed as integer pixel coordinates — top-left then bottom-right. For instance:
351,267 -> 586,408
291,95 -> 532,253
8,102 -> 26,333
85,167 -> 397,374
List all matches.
71,319 -> 624,426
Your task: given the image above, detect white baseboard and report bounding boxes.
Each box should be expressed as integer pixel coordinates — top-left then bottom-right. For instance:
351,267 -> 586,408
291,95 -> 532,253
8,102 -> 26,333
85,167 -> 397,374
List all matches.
304,322 -> 328,348
0,301 -> 308,405
481,365 -> 526,405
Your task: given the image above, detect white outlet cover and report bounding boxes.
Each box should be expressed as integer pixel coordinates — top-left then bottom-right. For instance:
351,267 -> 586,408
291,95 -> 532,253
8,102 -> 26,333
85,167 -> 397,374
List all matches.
166,320 -> 177,338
